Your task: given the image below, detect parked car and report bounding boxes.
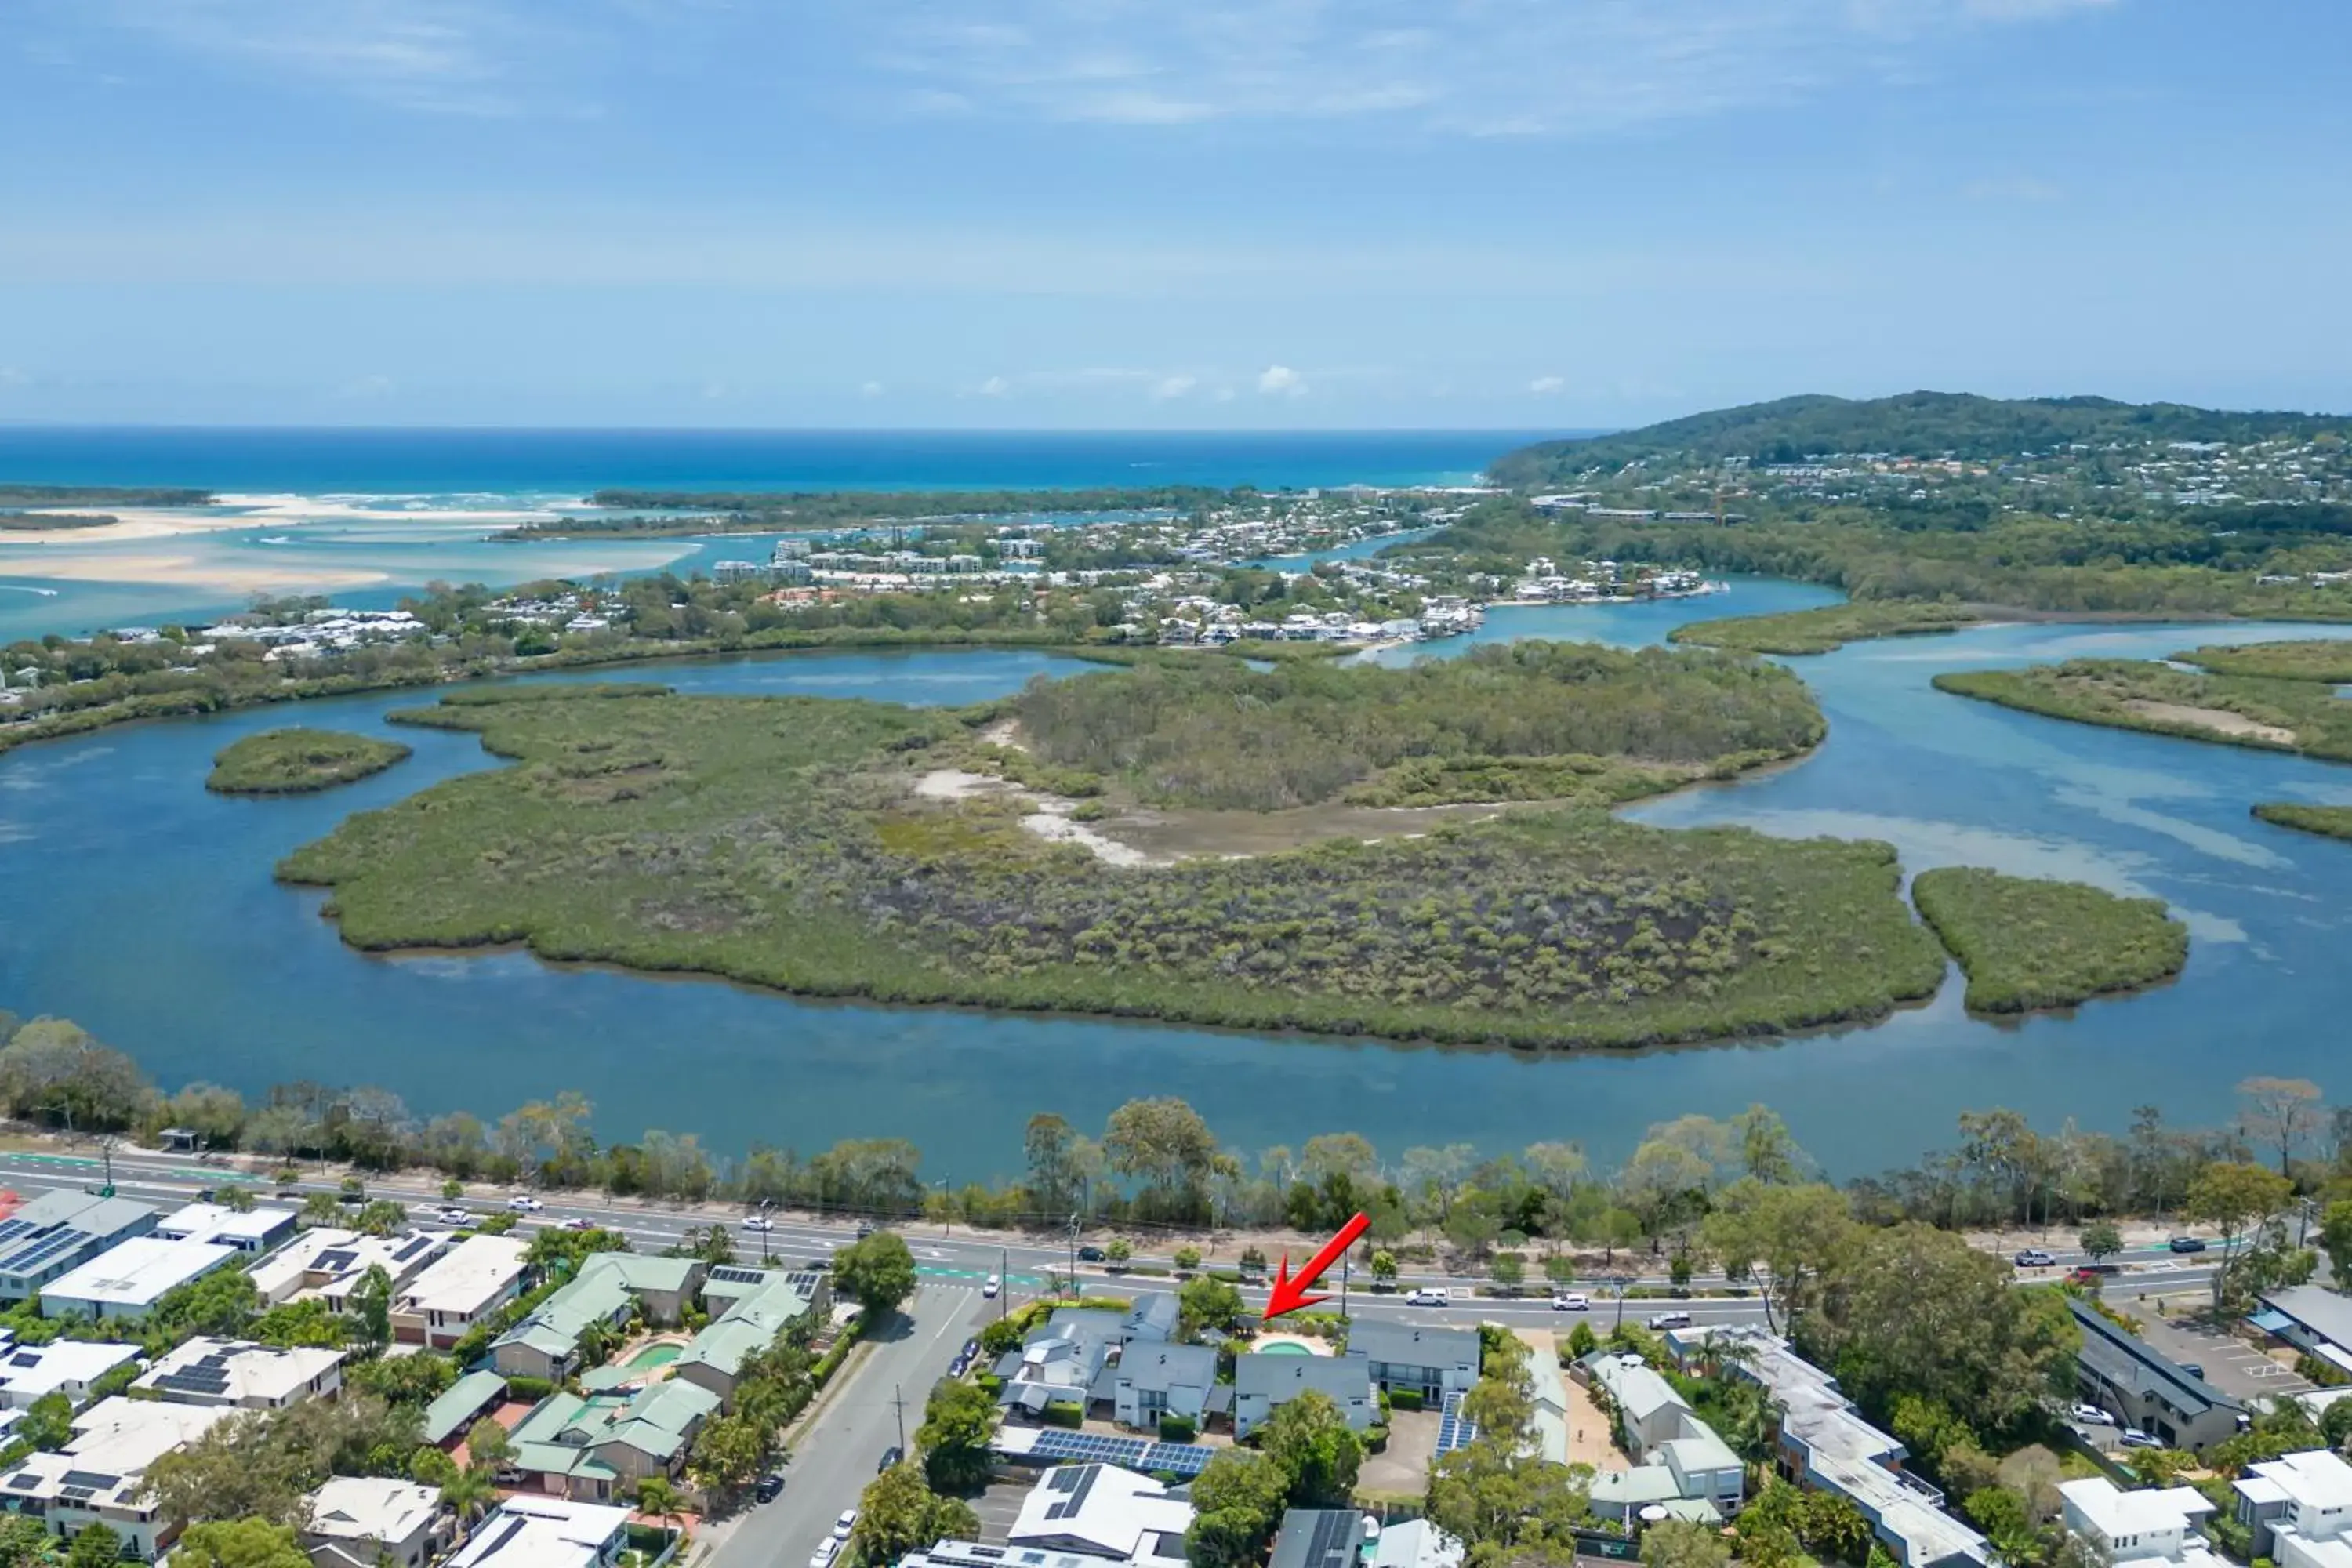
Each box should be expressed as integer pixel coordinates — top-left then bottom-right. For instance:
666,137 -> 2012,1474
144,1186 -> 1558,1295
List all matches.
2182,1363 -> 2205,1380
2169,1236 -> 2208,1254
1077,1245 -> 1106,1262
808,1541 -> 839,1568
983,1274 -> 1001,1298
1552,1292 -> 1590,1312
193,1188 -> 217,1203
506,1195 -> 544,1213
855,1222 -> 875,1239
2072,1403 -> 2117,1426
877,1446 -> 902,1473
2066,1267 -> 2101,1286
833,1511 -> 859,1540
1405,1287 -> 1450,1307
962,1338 -> 982,1362
2013,1249 -> 2056,1268
2120,1429 -> 2162,1449
1647,1312 -> 1693,1331
434,1206 -> 473,1225
753,1473 -> 784,1504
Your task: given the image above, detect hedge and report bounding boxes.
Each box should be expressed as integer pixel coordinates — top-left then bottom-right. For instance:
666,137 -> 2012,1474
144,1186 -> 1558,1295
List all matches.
1388,1388 -> 1425,1412
1043,1401 -> 1085,1428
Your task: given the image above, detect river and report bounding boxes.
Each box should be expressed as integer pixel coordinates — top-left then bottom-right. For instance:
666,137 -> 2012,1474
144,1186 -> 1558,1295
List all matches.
5,579 -> 2350,1182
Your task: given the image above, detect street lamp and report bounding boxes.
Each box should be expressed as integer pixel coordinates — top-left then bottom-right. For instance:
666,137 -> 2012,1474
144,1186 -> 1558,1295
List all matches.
758,1197 -> 774,1265
1066,1213 -> 1082,1300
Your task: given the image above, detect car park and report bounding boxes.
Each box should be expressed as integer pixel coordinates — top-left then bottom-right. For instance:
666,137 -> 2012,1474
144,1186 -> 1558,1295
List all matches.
2072,1403 -> 2117,1426
1647,1312 -> 1693,1330
1406,1287 -> 1450,1307
2013,1249 -> 2056,1268
753,1473 -> 784,1503
983,1274 -> 1001,1298
2169,1236 -> 2207,1254
507,1195 -> 543,1213
1552,1292 -> 1589,1312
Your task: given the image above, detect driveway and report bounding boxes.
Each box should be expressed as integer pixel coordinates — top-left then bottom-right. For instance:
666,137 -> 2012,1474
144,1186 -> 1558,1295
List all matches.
2129,1306 -> 2314,1403
1363,1409 -> 1439,1496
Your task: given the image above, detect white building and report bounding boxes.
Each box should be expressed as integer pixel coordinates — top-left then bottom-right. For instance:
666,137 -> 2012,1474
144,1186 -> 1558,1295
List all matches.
38,1237 -> 241,1321
134,1336 -> 345,1410
303,1476 -> 447,1568
1008,1463 -> 1194,1567
0,1337 -> 141,1409
2060,1478 -> 2220,1568
1369,1519 -> 1465,1568
2236,1450 -> 2352,1568
442,1497 -> 633,1568
153,1203 -> 299,1254
249,1229 -> 447,1310
0,1396 -> 236,1560
392,1233 -> 530,1348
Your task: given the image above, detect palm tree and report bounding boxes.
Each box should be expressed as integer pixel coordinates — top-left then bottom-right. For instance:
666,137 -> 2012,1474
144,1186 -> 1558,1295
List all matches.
633,1475 -> 684,1531
441,1466 -> 499,1537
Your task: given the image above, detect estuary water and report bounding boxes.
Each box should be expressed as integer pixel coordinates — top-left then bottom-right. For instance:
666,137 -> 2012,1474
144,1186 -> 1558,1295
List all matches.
9,578 -> 2352,1181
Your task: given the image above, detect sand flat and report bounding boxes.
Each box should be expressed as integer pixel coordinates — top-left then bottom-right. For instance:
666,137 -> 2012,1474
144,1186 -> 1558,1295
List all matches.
2123,699 -> 2297,745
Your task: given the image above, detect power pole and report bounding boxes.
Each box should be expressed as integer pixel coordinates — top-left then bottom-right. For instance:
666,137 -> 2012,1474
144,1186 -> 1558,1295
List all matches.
758,1197 -> 774,1265
1066,1213 -> 1081,1299
1000,1247 -> 1010,1321
893,1384 -> 906,1454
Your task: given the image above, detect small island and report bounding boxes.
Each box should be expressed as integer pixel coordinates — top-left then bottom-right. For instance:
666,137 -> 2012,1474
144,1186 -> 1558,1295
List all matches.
208,728 -> 412,795
1910,866 -> 2189,1013
2252,803 -> 2352,842
1933,656 -> 2352,760
1671,601 -> 1985,656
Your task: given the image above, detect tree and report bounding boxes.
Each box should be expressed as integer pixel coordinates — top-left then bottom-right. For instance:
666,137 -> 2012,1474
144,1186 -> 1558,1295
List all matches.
1025,1113 -> 1083,1213
1370,1250 -> 1399,1287
1105,1238 -> 1132,1268
353,1200 -> 408,1237
1490,1253 -> 1525,1295
20,1392 -> 74,1451
0,1515 -> 53,1568
220,1185 -> 256,1214
1174,1246 -> 1201,1272
632,1476 -> 684,1530
299,1192 -> 342,1228
1961,1488 -> 2039,1564
687,1411 -> 770,1496
1543,1254 -> 1577,1289
64,1524 -> 122,1568
1185,1449 -> 1290,1568
2320,1200 -> 2352,1289
2078,1220 -> 2123,1273
848,1463 -> 979,1566
350,1264 -> 393,1350
1639,1520 -> 1730,1568
2238,1077 -> 2324,1177
464,1416 -> 514,1473
1261,1390 -> 1363,1506
172,1519 -> 310,1568
1103,1098 -> 1218,1221
0,1018 -> 153,1131
2321,1397 -> 2352,1451
918,1380 -> 999,1495
1178,1276 -> 1246,1337
439,1465 -> 498,1531
1566,1320 -> 1598,1359
834,1231 -> 919,1320
1702,1181 -> 1856,1334
2187,1161 -> 2295,1308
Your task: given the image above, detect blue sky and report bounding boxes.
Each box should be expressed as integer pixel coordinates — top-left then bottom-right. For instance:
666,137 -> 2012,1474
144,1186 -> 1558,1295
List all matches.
3,1 -> 2347,429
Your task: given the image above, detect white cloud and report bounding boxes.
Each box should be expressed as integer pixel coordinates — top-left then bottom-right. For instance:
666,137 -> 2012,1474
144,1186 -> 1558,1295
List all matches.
1152,374 -> 1197,400
330,372 -> 395,400
976,375 -> 1010,397
1529,375 -> 1565,394
1257,364 -> 1306,397
859,380 -> 886,397
1962,176 -> 2066,203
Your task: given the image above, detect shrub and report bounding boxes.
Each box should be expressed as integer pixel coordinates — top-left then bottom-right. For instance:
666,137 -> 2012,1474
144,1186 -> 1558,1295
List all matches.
506,1375 -> 556,1403
1388,1388 -> 1424,1412
1174,1247 -> 1202,1272
1159,1414 -> 1197,1443
1043,1401 -> 1084,1428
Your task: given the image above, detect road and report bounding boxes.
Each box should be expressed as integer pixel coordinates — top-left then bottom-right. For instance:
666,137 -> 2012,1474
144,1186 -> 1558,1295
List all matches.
706,1281 -> 998,1568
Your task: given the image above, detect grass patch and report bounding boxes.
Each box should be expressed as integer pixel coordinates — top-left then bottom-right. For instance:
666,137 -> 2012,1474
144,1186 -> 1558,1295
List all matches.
2252,803 -> 2352,842
1932,661 -> 2352,758
280,683 -> 1948,1053
2177,641 -> 2352,682
1669,602 -> 1985,656
1910,867 -> 2187,1013
207,728 -> 412,795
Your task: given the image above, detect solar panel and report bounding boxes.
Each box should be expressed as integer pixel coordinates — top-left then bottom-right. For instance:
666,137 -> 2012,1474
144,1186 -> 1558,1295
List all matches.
60,1471 -> 117,1490
1138,1444 -> 1213,1477
1001,1431 -> 1215,1479
710,1265 -> 767,1284
394,1237 -> 436,1261
1434,1392 -> 1479,1457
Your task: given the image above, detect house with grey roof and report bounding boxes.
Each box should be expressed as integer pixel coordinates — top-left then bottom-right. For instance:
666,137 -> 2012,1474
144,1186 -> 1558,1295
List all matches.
1269,1511 -> 1372,1568
2071,1298 -> 2243,1453
0,1191 -> 156,1305
671,1269 -> 826,1407
1232,1352 -> 1377,1439
1047,1295 -> 1176,1348
1344,1322 -> 1479,1403
1111,1343 -> 1218,1430
996,1315 -> 1118,1417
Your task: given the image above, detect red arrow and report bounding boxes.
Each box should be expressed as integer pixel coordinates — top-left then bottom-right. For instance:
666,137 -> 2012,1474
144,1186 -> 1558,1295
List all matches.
1263,1210 -> 1370,1321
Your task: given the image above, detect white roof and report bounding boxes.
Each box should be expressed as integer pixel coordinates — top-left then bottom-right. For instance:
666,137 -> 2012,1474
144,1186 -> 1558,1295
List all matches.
135,1336 -> 345,1406
155,1203 -> 296,1246
1009,1464 -> 1194,1563
0,1339 -> 140,1402
41,1237 -> 239,1310
307,1476 -> 444,1544
0,1397 -> 234,1512
2241,1450 -> 2352,1512
397,1234 -> 529,1316
445,1497 -> 632,1568
1370,1521 -> 1463,1568
2062,1478 -> 2215,1540
249,1228 -> 448,1305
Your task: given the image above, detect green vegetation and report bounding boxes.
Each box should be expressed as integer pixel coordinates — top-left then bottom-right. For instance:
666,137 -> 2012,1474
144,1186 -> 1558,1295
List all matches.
0,485 -> 212,507
2177,639 -> 2352,681
1932,661 -> 2352,758
280,682 -> 1949,1053
1014,641 -> 1824,809
206,728 -> 412,794
1491,391 -> 2346,483
1671,601 -> 1984,656
2252,803 -> 2352,841
0,513 -> 117,531
1909,868 -> 2188,1013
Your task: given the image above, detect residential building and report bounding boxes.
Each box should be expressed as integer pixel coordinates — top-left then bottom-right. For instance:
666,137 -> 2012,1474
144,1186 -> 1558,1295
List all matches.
0,1396 -> 236,1560
133,1337 -> 345,1410
153,1203 -> 299,1254
442,1497 -> 633,1568
506,1380 -> 722,1501
0,1192 -> 156,1305
302,1477 -> 447,1568
671,1269 -> 826,1406
423,1370 -> 511,1449
2234,1450 -> 2352,1565
993,1315 -> 1119,1417
1041,1296 -> 1177,1348
0,1337 -> 140,1409
1007,1463 -> 1192,1566
492,1254 -> 705,1383
2256,1290 -> 2352,1377
2060,1478 -> 2220,1568
2069,1299 -> 2245,1452
1577,1352 -> 1743,1523
903,1544 -> 1119,1568
392,1234 -> 530,1348
249,1229 -> 447,1311
1369,1519 -> 1464,1568
1112,1344 -> 1219,1430
1232,1354 -> 1377,1440
1269,1511 -> 1371,1568
38,1236 -> 241,1321
1344,1323 -> 1478,1403
1703,1328 -> 1991,1568
1582,1352 -> 1693,1461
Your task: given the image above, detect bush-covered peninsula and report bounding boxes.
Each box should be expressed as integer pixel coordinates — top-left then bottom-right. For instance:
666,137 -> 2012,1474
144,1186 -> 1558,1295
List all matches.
280,678 -> 1953,1052
1669,601 -> 1985,657
206,728 -> 412,795
2175,640 -> 2352,682
1932,661 -> 2352,759
1908,868 -> 2188,1013
2252,803 -> 2352,842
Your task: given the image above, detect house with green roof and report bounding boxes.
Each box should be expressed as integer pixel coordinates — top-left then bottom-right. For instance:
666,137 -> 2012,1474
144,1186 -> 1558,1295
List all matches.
422,1370 -> 511,1449
490,1254 -> 706,1383
505,1379 -> 722,1501
673,1269 -> 827,1408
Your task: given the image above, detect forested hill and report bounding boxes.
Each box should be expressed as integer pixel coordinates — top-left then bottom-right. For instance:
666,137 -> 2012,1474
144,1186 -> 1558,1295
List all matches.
1491,392 -> 2348,485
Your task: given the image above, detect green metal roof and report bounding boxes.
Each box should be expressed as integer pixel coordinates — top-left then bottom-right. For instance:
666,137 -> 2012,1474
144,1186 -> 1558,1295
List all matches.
423,1370 -> 510,1445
